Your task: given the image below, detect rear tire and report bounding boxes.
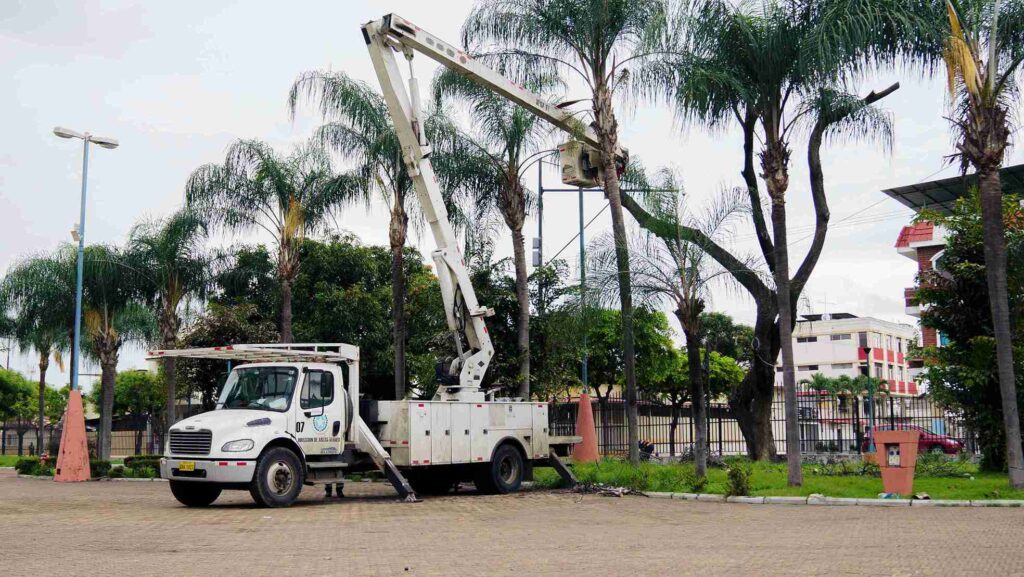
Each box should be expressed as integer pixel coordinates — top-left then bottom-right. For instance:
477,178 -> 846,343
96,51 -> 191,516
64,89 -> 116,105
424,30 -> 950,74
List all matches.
474,444 -> 523,495
249,447 -> 303,507
929,445 -> 945,455
169,481 -> 222,507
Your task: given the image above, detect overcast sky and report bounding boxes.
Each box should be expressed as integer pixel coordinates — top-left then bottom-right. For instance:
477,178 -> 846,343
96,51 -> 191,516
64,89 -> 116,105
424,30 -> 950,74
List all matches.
2,0 -> 1021,393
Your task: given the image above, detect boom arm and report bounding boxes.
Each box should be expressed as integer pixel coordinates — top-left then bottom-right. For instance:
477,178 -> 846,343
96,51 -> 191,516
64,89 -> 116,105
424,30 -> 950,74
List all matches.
361,14 -> 621,401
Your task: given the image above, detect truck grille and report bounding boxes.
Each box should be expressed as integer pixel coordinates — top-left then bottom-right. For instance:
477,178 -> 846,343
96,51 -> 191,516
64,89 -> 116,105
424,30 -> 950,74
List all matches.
169,429 -> 212,455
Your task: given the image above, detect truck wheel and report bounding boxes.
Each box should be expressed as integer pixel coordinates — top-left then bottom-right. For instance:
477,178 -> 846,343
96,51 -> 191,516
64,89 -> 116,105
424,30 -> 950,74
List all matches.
250,447 -> 303,507
409,471 -> 457,495
475,444 -> 523,495
169,481 -> 222,507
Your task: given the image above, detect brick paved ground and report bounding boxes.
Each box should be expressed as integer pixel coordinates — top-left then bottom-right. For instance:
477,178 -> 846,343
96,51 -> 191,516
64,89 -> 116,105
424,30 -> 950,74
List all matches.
2,469 -> 1023,577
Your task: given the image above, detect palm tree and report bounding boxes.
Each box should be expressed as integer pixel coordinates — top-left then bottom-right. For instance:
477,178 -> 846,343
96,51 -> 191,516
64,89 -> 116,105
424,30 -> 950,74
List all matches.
463,0 -> 671,464
288,73 -> 417,399
77,244 -> 156,460
186,139 -> 353,343
590,173 -> 748,476
1,254 -> 70,453
432,69 -> 558,400
934,0 -> 1024,489
623,0 -> 912,481
128,208 -> 211,436
288,73 -> 475,399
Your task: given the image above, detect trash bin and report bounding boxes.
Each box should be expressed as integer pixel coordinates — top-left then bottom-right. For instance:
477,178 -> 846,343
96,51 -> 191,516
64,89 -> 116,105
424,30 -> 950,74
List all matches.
873,429 -> 921,495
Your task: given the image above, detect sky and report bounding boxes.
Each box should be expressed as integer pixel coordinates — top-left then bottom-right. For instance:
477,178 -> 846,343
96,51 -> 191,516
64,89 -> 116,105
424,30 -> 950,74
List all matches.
2,0 -> 1022,394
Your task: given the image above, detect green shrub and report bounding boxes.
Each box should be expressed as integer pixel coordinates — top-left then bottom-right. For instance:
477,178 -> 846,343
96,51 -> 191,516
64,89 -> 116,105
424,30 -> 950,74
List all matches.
15,457 -> 40,475
124,454 -> 162,470
726,463 -> 752,497
108,466 -> 125,478
125,465 -> 157,479
90,459 -> 112,478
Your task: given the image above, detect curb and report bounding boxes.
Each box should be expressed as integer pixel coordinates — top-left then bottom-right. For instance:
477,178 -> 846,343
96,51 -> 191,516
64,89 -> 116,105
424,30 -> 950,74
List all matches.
16,474 -> 165,482
641,491 -> 1024,508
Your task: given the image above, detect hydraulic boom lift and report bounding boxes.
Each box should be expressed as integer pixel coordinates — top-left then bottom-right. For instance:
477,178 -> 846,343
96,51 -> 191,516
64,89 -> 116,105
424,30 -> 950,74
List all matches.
361,14 -> 625,401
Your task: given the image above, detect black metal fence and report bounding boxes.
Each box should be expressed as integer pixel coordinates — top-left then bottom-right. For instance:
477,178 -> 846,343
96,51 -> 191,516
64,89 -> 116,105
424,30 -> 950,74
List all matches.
550,390 -> 977,457
1,428 -> 163,457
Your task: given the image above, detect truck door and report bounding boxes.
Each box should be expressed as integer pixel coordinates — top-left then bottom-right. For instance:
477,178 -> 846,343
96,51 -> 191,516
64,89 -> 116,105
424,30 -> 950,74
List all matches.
294,368 -> 345,457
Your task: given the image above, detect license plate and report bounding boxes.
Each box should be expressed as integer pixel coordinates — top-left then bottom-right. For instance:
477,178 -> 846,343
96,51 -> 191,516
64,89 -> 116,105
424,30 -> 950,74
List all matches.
178,461 -> 195,472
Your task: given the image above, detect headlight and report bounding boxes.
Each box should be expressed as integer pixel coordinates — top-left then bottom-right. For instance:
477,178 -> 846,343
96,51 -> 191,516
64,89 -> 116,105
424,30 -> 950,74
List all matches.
221,439 -> 255,452
246,417 -> 272,427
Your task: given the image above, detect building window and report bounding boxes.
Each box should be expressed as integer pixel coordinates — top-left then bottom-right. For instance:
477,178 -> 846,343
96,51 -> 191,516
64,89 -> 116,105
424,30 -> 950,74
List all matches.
830,334 -> 851,341
832,363 -> 854,370
874,362 -> 883,376
798,365 -> 819,371
776,366 -> 784,373
797,336 -> 818,343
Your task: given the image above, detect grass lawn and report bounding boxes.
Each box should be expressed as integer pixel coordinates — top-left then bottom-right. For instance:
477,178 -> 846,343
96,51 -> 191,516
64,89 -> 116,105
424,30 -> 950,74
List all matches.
0,455 -> 20,467
535,458 -> 1024,501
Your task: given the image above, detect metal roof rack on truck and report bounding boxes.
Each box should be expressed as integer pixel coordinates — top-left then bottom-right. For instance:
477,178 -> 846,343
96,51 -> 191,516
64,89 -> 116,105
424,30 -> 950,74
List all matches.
145,342 -> 358,364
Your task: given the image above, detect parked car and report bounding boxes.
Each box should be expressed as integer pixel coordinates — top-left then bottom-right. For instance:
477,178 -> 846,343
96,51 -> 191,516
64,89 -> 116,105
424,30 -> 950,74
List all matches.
862,425 -> 963,455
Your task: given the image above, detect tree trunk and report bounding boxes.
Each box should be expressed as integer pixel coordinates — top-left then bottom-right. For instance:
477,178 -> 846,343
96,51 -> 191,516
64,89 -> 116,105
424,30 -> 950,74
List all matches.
669,403 -> 678,457
161,315 -> 179,437
763,135 -> 802,486
37,351 -> 49,455
683,328 -> 707,478
593,82 -> 638,465
729,308 -> 780,460
98,360 -> 117,461
769,190 -> 802,486
511,226 -> 530,400
978,167 -> 1024,487
390,198 -> 409,401
280,278 -> 294,344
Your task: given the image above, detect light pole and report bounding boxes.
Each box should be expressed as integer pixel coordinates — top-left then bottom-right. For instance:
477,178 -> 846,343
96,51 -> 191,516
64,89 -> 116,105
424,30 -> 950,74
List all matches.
53,127 -> 118,392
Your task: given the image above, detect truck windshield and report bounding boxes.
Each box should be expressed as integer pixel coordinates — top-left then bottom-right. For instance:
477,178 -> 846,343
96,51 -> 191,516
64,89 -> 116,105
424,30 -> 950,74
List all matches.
219,366 -> 299,412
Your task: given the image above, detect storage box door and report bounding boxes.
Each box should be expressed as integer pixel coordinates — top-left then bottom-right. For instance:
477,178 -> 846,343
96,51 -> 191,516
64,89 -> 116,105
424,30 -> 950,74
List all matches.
409,402 -> 431,465
470,403 -> 492,463
451,403 -> 471,463
430,403 -> 452,465
532,404 -> 548,459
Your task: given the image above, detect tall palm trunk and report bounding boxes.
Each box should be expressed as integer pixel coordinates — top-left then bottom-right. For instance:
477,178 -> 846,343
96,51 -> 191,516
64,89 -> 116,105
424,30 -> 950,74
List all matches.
280,279 -> 294,344
729,309 -> 780,460
161,316 -> 179,437
683,327 -> 707,477
390,198 -> 409,400
979,166 -> 1024,487
763,138 -> 802,487
511,226 -> 530,400
98,355 -> 118,461
593,82 -> 638,465
37,351 -> 49,453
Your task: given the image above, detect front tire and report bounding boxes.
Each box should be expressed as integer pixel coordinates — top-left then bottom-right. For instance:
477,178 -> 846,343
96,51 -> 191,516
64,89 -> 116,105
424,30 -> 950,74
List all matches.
169,481 -> 222,507
250,447 -> 303,507
474,444 -> 524,495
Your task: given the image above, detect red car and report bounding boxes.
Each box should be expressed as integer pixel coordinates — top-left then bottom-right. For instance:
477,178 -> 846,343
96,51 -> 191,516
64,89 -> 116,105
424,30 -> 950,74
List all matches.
861,425 -> 964,455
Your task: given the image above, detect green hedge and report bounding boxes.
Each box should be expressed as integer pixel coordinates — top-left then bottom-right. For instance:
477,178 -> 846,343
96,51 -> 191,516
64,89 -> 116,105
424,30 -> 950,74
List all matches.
15,457 -> 54,476
124,454 -> 162,471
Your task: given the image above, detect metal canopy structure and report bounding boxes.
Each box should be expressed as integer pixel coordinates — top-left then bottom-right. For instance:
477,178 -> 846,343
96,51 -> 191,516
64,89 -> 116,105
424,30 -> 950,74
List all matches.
146,343 -> 358,364
882,163 -> 1024,216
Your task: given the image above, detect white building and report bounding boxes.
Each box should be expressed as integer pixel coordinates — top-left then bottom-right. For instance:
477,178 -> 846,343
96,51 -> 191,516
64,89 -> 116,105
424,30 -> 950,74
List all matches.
775,313 -> 919,396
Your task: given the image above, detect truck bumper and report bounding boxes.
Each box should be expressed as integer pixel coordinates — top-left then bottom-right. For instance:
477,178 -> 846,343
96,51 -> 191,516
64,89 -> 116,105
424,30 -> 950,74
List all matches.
161,457 -> 256,484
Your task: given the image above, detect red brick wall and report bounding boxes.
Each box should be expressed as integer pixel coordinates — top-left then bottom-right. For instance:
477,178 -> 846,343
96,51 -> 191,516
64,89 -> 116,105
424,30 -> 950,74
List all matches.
917,246 -> 942,272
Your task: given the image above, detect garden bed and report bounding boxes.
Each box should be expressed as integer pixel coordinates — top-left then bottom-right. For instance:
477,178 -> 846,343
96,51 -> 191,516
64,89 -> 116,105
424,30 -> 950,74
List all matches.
535,457 -> 1024,501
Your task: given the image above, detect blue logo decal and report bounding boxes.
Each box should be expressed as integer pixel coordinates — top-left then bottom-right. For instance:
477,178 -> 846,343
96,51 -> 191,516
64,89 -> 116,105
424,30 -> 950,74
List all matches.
312,415 -> 329,432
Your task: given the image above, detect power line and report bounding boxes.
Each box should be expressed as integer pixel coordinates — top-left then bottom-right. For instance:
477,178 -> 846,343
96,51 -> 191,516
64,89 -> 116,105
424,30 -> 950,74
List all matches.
545,202 -> 609,265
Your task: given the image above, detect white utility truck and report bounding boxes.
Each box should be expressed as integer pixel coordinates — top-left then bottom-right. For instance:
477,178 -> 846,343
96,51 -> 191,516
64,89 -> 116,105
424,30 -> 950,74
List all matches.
157,13 -> 625,507
154,344 -> 578,506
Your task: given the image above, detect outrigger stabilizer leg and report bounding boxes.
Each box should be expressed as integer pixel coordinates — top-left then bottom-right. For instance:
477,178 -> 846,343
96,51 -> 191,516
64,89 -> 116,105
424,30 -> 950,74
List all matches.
549,448 -> 578,488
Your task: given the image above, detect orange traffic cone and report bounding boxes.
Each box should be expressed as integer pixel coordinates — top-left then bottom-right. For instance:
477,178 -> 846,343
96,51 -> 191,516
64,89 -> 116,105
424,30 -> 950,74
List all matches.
573,391 -> 599,463
54,389 -> 90,482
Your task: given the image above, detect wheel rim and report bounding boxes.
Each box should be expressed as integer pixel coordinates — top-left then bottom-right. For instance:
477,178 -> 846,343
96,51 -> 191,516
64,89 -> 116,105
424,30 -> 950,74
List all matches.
267,460 -> 295,495
498,454 -> 519,485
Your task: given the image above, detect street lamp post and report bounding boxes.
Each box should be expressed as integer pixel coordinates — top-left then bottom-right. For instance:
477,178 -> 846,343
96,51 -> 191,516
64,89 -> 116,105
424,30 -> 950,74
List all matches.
53,127 -> 118,392
52,127 -> 117,482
